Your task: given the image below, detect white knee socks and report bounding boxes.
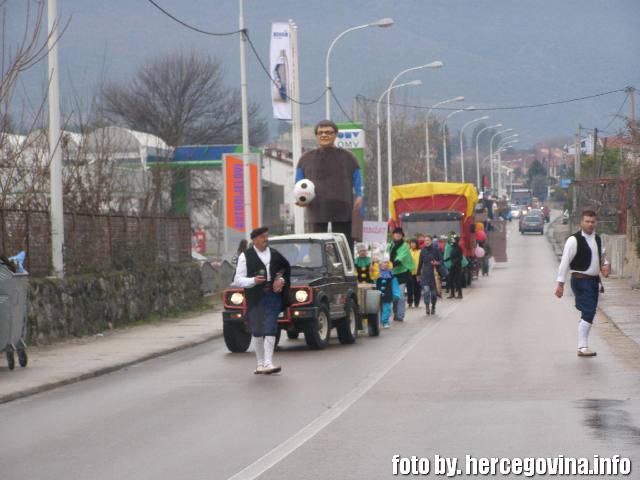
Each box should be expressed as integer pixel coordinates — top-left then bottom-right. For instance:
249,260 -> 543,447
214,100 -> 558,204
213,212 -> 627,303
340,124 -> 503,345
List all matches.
578,320 -> 592,350
254,337 -> 265,367
264,336 -> 276,367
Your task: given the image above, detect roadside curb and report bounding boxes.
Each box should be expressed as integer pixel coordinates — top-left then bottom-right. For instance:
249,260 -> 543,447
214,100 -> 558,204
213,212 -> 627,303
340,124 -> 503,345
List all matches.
545,217 -> 564,260
0,331 -> 223,405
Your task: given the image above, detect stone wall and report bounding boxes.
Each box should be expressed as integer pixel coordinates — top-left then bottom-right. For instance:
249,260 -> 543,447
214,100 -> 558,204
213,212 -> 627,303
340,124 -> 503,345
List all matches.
27,263 -> 201,344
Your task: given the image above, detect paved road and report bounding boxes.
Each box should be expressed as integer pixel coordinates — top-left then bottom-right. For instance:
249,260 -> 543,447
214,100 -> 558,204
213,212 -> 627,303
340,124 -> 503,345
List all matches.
2,223 -> 639,479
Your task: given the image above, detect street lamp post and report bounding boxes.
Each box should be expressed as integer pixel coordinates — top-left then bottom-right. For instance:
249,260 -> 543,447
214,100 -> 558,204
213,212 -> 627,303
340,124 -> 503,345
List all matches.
496,136 -> 519,197
376,80 -> 422,221
442,107 -> 474,182
489,128 -> 513,191
386,61 -> 443,218
475,123 -> 502,191
425,96 -> 464,182
459,115 -> 489,183
325,18 -> 394,119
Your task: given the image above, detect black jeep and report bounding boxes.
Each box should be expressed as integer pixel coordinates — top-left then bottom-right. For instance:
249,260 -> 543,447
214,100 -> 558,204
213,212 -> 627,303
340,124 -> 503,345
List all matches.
222,233 -> 374,351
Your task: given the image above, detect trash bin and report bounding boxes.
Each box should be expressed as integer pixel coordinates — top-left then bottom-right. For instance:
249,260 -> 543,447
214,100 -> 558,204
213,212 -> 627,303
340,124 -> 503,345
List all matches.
0,263 -> 29,370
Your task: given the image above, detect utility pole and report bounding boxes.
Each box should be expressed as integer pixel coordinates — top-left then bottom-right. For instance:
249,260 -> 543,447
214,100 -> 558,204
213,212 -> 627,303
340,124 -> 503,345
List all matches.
592,128 -> 598,179
290,20 -> 304,235
627,86 -> 636,127
239,0 -> 252,240
571,124 -> 582,226
47,0 -> 64,278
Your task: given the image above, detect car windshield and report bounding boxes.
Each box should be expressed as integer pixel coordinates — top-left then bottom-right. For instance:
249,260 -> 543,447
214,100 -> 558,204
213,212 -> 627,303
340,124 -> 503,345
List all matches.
270,242 -> 323,268
524,215 -> 541,222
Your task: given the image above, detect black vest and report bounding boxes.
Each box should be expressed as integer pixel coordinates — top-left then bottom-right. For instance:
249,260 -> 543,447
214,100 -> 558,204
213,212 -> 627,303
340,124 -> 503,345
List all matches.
376,276 -> 394,303
356,259 -> 372,283
244,247 -> 291,310
569,231 -> 602,272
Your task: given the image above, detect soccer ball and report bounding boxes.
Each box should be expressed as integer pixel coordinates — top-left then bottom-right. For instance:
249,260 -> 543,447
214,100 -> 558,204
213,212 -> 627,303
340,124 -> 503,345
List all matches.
294,179 -> 316,206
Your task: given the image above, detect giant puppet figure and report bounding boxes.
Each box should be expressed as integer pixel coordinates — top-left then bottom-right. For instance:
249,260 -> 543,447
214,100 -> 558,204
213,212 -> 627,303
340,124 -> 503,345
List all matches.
296,120 -> 363,249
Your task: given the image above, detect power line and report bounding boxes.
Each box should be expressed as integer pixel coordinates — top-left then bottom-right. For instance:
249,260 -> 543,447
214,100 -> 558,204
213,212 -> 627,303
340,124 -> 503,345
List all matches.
144,0 -> 242,36
329,88 -> 354,123
356,88 -> 630,112
144,0 -> 327,106
244,32 -> 327,106
602,94 -> 628,131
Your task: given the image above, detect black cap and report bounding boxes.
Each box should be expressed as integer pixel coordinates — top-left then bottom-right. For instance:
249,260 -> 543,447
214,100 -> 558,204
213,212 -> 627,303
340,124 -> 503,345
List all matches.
250,226 -> 268,239
392,227 -> 404,236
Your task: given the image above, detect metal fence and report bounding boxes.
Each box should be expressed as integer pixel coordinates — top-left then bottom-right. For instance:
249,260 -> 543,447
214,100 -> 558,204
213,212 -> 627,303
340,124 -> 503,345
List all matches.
0,210 -> 191,277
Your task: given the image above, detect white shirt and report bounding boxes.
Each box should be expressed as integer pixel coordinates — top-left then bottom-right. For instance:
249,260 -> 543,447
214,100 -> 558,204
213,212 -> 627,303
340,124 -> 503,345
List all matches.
232,247 -> 272,288
556,230 -> 607,283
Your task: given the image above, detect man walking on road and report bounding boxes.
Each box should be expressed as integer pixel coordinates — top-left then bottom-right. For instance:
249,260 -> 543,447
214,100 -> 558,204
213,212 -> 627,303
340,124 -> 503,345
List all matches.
555,210 -> 610,357
233,227 -> 291,374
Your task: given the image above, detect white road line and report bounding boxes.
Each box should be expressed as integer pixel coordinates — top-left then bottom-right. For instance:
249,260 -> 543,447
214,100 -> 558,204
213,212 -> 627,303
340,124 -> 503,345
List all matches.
226,299 -> 466,480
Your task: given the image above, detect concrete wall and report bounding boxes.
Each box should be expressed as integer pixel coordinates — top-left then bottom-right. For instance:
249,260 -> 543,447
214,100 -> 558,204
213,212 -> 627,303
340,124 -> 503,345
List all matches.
27,263 -> 201,344
601,234 -> 627,278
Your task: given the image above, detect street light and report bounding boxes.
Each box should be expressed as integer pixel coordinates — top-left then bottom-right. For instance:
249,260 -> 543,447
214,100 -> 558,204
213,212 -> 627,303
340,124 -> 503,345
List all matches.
496,139 -> 519,197
475,123 -> 502,191
386,61 -> 443,218
325,18 -> 394,119
425,96 -> 464,182
442,106 -> 475,182
375,80 -> 422,221
459,115 -> 489,183
489,128 -> 513,190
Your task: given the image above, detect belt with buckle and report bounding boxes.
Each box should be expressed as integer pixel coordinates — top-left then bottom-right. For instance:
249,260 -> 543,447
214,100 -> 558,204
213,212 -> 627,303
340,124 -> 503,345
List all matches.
571,272 -> 599,280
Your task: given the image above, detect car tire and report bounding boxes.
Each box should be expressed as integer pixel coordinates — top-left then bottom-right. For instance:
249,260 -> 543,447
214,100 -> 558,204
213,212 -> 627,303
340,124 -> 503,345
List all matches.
337,299 -> 359,345
286,330 -> 300,340
304,304 -> 331,350
223,323 -> 252,353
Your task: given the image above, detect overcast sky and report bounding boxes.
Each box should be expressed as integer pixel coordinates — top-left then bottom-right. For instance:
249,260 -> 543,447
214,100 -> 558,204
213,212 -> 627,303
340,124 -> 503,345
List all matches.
6,0 -> 640,147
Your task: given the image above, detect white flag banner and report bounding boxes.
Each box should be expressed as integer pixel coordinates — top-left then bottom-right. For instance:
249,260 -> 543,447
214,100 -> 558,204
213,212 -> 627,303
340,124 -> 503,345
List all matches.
270,22 -> 292,120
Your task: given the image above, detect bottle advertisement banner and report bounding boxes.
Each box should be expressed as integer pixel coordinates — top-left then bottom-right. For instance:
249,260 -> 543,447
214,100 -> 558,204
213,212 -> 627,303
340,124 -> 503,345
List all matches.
270,22 -> 292,120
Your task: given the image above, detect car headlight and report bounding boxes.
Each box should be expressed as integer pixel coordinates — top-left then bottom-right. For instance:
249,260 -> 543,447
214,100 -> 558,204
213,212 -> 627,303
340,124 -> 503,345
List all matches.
230,292 -> 244,305
295,289 -> 309,303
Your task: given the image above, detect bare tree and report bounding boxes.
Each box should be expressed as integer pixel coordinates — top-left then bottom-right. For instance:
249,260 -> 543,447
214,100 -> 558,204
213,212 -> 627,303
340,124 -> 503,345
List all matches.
100,52 -> 268,147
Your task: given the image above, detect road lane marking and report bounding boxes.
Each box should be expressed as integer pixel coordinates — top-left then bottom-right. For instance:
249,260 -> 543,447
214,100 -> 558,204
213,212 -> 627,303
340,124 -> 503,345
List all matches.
226,300 -> 466,480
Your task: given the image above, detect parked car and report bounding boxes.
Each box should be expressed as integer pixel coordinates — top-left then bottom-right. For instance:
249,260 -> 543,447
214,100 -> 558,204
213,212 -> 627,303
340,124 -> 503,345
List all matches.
520,214 -> 545,235
221,232 -> 381,352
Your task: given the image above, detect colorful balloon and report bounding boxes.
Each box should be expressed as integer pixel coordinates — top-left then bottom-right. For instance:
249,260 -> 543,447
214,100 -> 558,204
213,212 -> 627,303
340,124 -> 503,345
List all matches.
476,230 -> 487,242
475,222 -> 484,231
474,246 -> 486,258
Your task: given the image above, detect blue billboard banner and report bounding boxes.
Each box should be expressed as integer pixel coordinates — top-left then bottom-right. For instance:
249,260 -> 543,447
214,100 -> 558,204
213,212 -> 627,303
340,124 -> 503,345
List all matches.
560,178 -> 572,189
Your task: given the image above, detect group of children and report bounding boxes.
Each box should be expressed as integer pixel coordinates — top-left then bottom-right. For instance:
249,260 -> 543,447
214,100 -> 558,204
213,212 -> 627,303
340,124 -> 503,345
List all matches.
354,231 -> 445,328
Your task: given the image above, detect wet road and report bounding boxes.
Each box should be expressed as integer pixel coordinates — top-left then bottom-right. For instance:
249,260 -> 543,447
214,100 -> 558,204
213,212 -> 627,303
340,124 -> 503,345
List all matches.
1,222 -> 639,479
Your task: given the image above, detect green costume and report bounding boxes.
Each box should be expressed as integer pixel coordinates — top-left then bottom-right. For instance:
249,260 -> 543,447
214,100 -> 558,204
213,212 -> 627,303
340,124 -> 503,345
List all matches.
386,241 -> 414,278
355,256 -> 373,283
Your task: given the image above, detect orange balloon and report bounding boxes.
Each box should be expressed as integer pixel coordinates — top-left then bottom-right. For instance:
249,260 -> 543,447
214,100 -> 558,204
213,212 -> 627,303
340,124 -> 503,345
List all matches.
475,222 -> 484,232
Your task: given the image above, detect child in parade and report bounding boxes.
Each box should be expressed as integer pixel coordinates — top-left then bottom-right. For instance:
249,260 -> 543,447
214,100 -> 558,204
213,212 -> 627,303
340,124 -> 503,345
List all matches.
376,256 -> 401,328
407,239 -> 422,308
355,243 -> 373,283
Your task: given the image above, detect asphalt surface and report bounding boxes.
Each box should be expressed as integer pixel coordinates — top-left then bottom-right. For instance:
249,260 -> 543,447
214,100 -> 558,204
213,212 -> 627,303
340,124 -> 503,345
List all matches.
2,222 -> 639,479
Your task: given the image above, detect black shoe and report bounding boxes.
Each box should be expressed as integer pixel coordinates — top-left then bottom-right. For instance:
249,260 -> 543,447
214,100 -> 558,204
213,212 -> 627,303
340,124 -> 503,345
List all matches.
456,293 -> 463,299
425,306 -> 430,315
431,304 -> 436,314
447,294 -> 455,299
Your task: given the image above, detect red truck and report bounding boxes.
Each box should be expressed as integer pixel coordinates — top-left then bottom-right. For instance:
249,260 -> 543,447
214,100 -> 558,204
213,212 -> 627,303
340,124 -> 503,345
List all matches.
389,181 -> 479,286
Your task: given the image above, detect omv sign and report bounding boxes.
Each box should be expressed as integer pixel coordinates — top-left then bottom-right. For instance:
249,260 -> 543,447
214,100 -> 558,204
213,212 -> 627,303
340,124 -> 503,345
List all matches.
336,129 -> 365,149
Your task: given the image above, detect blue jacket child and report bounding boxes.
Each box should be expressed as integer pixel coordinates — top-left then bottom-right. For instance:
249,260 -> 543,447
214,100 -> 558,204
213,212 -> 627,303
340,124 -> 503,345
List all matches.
375,257 -> 401,328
